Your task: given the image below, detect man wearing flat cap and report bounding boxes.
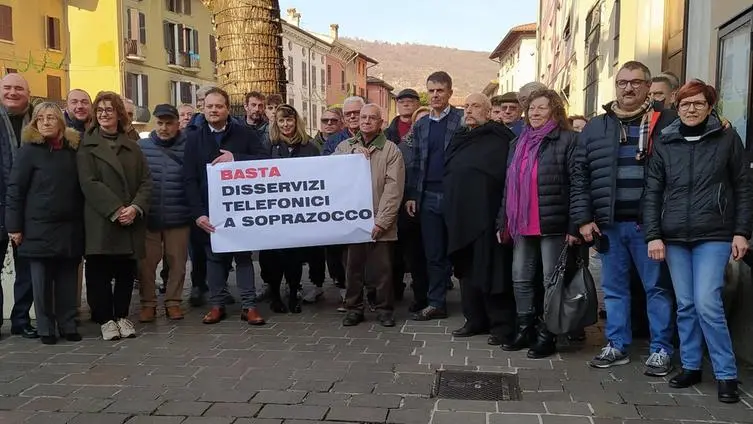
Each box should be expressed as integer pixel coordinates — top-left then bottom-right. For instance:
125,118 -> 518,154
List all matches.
137,104 -> 193,323
385,88 -> 421,143
490,92 -> 524,137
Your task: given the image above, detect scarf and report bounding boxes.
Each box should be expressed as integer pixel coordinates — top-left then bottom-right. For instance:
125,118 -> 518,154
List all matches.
610,97 -> 653,160
47,135 -> 64,151
64,110 -> 87,137
505,119 -> 558,240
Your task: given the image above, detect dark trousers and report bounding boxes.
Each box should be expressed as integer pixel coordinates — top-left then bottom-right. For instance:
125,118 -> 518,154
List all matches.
325,245 -> 346,285
259,248 -> 305,301
85,255 -> 136,324
345,242 -> 394,312
461,280 -> 516,338
29,257 -> 80,336
189,226 -> 208,292
396,213 -> 428,306
420,191 -> 452,309
306,247 -> 326,287
9,244 -> 34,329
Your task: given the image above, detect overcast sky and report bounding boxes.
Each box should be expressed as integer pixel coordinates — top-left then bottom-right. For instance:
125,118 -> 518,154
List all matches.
278,0 -> 539,52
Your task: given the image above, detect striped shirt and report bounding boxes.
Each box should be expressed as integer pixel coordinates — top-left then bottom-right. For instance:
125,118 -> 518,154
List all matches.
614,120 -> 644,222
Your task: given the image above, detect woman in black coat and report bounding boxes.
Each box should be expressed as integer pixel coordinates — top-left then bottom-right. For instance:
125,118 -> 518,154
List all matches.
259,104 -> 320,314
5,102 -> 85,345
497,89 -> 582,359
644,80 -> 752,403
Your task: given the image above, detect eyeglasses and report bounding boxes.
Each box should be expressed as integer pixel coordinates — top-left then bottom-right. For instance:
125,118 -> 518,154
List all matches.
321,118 -> 339,124
616,79 -> 647,89
96,107 -> 115,116
678,101 -> 708,111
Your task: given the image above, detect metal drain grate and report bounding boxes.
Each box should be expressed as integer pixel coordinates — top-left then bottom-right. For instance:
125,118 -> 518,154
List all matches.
432,370 -> 521,401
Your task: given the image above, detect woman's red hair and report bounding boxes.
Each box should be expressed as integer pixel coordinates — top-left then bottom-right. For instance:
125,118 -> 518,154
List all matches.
675,79 -> 718,107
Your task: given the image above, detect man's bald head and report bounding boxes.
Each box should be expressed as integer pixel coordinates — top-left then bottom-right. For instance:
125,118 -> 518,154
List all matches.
463,93 -> 491,128
1,73 -> 30,113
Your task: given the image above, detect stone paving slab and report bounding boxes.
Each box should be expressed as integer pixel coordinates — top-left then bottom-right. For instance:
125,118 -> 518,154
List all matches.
0,262 -> 752,424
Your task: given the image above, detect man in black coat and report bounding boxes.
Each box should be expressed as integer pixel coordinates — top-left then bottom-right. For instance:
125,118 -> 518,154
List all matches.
444,93 -> 516,345
183,87 -> 270,326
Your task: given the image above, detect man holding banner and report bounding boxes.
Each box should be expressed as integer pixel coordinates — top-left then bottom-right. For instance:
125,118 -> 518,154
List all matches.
334,104 -> 406,328
183,87 -> 270,326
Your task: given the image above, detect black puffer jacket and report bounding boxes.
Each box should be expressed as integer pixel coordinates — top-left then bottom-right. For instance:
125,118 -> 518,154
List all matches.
269,136 -> 319,159
643,116 -> 753,244
569,103 -> 677,227
497,127 -> 583,236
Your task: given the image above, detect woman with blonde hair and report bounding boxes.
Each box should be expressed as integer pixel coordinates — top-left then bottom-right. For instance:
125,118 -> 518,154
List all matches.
5,102 -> 85,345
260,104 -> 320,313
77,91 -> 151,341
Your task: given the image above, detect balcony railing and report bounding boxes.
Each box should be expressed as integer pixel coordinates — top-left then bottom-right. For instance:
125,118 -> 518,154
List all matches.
167,51 -> 200,72
124,38 -> 145,60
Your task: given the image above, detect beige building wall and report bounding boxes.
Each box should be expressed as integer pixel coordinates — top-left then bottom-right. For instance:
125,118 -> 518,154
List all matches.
539,0 -> 668,116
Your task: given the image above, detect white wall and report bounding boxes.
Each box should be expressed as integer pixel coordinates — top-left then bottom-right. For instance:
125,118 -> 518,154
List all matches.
496,35 -> 537,95
282,27 -> 329,136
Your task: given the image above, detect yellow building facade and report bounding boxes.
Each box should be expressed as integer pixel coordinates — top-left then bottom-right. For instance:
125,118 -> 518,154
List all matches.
0,0 -> 68,101
68,0 -> 217,123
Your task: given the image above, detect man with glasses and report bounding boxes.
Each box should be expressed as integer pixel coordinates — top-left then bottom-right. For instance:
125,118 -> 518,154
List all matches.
322,96 -> 365,156
571,61 -> 677,375
313,108 -> 343,151
490,92 -> 524,136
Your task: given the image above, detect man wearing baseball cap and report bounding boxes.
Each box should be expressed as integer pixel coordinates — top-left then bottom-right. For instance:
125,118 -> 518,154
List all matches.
137,104 -> 193,322
385,88 -> 421,143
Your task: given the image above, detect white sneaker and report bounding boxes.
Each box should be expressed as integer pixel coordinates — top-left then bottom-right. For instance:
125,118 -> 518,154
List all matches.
116,318 -> 137,338
302,286 -> 324,303
101,320 -> 120,341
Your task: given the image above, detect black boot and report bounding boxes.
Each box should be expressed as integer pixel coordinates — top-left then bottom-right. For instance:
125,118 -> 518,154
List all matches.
669,369 -> 702,388
501,314 -> 535,352
288,284 -> 302,314
717,379 -> 740,404
527,326 -> 557,359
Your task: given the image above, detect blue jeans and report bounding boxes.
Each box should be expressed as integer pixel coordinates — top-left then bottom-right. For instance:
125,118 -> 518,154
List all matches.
600,222 -> 674,354
205,247 -> 256,309
420,191 -> 451,309
665,242 -> 736,379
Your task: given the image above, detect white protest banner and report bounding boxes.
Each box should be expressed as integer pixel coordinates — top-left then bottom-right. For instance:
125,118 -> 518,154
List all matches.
207,154 -> 375,252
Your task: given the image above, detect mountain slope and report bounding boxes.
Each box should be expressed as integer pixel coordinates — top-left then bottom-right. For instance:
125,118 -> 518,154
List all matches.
343,38 -> 498,99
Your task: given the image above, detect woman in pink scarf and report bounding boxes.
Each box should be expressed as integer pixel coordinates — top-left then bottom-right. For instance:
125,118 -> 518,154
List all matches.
496,89 -> 583,359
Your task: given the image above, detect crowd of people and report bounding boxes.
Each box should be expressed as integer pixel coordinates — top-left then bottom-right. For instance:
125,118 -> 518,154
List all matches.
0,57 -> 749,404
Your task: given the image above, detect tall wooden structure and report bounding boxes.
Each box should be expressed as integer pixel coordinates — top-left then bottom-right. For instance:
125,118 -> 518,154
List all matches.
202,0 -> 287,114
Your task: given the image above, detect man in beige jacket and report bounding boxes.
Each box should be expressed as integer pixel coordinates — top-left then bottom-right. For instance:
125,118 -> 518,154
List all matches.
334,104 -> 405,327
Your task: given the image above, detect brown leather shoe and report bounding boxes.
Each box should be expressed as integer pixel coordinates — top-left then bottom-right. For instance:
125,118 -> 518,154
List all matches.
202,307 -> 226,324
165,306 -> 184,320
139,307 -> 156,323
241,308 -> 266,326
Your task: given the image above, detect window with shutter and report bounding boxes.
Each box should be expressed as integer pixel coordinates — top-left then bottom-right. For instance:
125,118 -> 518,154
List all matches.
0,5 -> 12,42
192,29 -> 199,54
301,61 -> 307,86
126,9 -> 133,39
141,74 -> 149,107
311,65 -> 316,88
163,21 -> 175,64
321,69 -> 325,93
46,17 -> 61,50
166,0 -> 177,13
47,75 -> 62,100
288,56 -> 294,82
327,65 -> 331,86
139,12 -> 146,44
183,0 -> 192,15
209,35 -> 217,63
177,24 -> 185,53
125,72 -> 136,101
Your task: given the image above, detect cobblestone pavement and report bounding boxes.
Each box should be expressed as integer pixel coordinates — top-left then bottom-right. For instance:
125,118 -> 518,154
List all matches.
0,260 -> 751,424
